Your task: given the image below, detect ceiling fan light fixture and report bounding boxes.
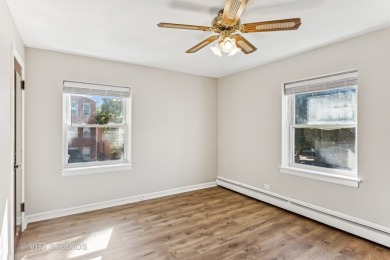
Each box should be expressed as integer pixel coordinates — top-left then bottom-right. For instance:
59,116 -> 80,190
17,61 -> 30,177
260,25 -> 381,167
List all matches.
227,45 -> 241,57
211,36 -> 241,57
220,37 -> 235,52
210,44 -> 222,57
223,38 -> 233,50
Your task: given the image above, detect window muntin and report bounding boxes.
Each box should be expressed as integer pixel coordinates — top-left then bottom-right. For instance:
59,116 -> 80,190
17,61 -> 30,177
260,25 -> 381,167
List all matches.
63,81 -> 131,169
282,71 -> 358,181
82,103 -> 91,116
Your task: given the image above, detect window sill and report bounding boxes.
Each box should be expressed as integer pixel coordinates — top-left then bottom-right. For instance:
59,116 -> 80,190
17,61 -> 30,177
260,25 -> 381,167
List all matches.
279,166 -> 361,187
61,163 -> 133,176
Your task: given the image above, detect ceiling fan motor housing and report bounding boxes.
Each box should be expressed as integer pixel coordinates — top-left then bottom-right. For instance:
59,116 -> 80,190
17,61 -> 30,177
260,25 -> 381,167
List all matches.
212,9 -> 240,39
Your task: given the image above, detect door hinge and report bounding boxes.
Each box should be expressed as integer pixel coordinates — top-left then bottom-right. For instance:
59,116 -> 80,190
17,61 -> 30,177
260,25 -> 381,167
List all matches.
21,80 -> 25,90
21,202 -> 25,212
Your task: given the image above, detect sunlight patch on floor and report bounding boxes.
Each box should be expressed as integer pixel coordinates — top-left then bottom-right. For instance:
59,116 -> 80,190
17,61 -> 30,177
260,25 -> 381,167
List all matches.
66,227 -> 113,259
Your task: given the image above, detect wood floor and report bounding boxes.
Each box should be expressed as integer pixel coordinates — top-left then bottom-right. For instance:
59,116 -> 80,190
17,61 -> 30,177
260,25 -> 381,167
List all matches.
16,187 -> 389,260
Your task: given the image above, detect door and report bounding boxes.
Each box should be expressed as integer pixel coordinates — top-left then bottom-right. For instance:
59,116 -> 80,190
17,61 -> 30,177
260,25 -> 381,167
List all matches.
14,58 -> 24,243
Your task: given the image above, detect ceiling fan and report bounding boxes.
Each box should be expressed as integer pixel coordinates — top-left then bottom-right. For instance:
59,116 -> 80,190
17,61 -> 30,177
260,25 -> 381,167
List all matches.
158,0 -> 301,56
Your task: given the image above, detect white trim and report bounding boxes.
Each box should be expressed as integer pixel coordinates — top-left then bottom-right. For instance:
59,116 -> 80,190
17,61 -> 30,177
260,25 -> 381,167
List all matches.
16,53 -> 25,225
9,49 -> 15,259
284,69 -> 358,94
61,163 -> 134,176
291,124 -> 356,129
125,94 -> 132,171
21,74 -> 26,232
63,80 -> 131,95
10,46 -> 26,260
26,182 -> 216,224
71,124 -> 124,128
216,176 -> 390,247
62,94 -> 68,167
280,166 -> 360,187
22,215 -> 27,231
285,70 -> 358,87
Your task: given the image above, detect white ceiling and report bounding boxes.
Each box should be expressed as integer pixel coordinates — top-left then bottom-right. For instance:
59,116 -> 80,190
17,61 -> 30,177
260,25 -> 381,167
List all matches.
7,0 -> 390,78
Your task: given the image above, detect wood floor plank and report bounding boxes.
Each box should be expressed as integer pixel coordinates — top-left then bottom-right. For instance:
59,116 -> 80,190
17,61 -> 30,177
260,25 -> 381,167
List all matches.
15,187 -> 390,260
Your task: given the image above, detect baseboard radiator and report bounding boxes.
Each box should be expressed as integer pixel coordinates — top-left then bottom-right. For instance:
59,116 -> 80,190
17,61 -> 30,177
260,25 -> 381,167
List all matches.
216,176 -> 390,248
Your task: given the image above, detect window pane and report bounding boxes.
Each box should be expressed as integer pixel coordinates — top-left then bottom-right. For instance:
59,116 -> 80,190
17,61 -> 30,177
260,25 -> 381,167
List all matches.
82,147 -> 91,160
71,101 -> 78,116
69,127 -> 78,139
71,95 -> 124,125
67,127 -> 125,164
83,103 -> 90,116
294,128 -> 356,171
83,127 -> 91,139
295,87 -> 356,125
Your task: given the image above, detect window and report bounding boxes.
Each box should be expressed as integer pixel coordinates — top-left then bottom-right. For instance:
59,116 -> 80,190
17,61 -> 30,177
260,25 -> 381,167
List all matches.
62,81 -> 132,175
281,70 -> 360,187
83,127 -> 91,139
82,147 -> 91,160
83,103 -> 91,116
71,101 -> 78,116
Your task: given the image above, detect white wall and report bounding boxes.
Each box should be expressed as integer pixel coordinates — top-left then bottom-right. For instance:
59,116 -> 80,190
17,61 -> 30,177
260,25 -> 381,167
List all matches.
25,48 -> 217,215
218,26 -> 390,227
0,0 -> 25,258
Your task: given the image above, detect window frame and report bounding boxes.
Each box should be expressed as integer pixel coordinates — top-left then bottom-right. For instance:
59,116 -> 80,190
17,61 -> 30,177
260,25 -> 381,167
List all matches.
82,103 -> 91,116
280,71 -> 360,187
61,81 -> 133,176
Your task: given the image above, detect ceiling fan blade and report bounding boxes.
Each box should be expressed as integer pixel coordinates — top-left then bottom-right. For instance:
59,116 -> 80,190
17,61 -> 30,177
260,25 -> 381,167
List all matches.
186,35 -> 220,53
169,1 -> 221,15
233,34 -> 257,54
240,18 -> 301,33
158,23 -> 212,31
222,0 -> 249,26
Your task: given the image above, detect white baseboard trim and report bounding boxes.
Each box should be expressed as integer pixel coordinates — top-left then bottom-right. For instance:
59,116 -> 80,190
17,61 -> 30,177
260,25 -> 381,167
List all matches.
216,176 -> 390,248
22,215 -> 27,231
26,181 -> 216,225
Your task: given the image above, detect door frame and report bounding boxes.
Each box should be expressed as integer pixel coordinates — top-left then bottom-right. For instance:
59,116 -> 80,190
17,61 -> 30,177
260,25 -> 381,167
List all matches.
11,46 -> 25,254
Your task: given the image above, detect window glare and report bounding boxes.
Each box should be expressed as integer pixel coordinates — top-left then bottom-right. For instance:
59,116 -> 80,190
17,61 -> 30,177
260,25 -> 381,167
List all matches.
294,128 -> 356,171
295,87 -> 356,125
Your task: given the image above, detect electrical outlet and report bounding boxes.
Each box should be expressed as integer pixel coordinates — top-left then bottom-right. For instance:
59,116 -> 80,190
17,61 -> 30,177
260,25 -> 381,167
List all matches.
264,184 -> 271,190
